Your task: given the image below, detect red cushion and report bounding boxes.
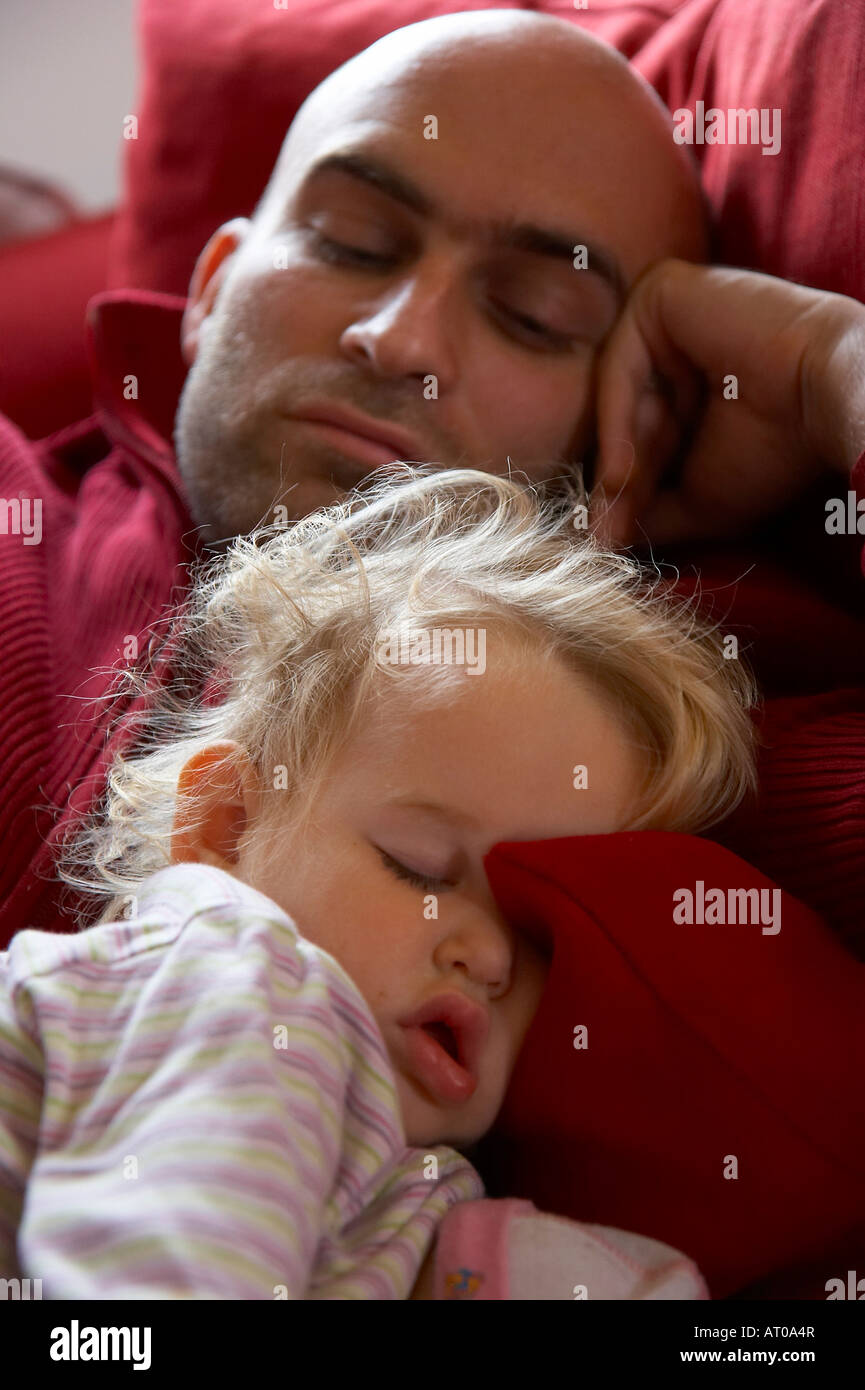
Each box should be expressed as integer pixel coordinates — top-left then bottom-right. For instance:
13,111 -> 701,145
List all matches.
477,832 -> 865,1299
629,0 -> 865,300
0,214 -> 114,439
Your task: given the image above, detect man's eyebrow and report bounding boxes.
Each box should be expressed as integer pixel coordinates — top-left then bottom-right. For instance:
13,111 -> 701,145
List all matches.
386,795 -> 481,829
303,151 -> 626,304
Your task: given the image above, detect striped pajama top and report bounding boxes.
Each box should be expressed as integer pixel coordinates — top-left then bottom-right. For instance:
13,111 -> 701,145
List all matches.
0,861 -> 483,1298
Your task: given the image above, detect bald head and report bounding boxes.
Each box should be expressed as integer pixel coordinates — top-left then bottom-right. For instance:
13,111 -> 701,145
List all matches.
258,10 -> 708,271
176,9 -> 708,541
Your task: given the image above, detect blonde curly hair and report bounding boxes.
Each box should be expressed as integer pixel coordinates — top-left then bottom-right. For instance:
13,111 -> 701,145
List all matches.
59,464 -> 759,924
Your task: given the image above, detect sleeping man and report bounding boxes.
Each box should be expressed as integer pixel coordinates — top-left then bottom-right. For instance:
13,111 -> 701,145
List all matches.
2,8 -> 863,939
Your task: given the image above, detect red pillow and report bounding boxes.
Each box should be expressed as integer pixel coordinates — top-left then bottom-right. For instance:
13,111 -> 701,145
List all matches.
0,214 -> 114,439
629,0 -> 865,300
477,832 -> 865,1300
109,0 -> 865,301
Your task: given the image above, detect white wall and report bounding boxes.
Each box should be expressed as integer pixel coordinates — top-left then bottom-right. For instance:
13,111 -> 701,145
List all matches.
0,0 -> 138,212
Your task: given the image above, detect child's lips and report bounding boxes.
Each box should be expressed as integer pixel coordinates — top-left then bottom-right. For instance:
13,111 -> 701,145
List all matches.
399,1024 -> 479,1104
397,991 -> 489,1105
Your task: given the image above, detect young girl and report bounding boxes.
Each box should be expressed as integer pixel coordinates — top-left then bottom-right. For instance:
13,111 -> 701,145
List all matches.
0,466 -> 757,1299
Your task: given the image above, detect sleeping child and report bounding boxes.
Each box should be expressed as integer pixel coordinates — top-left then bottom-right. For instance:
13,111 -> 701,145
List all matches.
0,465 -> 758,1300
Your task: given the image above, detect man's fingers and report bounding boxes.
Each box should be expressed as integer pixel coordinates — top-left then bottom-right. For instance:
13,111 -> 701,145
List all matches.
591,383 -> 681,546
594,264 -> 702,509
594,296 -> 656,493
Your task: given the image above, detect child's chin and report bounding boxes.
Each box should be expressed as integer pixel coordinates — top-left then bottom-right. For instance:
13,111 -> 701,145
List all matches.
403,1103 -> 482,1152
398,1074 -> 490,1152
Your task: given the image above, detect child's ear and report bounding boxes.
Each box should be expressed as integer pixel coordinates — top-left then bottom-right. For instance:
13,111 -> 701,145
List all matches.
170,740 -> 259,869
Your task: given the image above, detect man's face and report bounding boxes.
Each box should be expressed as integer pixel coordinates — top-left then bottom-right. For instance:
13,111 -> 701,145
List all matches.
175,26 -> 706,540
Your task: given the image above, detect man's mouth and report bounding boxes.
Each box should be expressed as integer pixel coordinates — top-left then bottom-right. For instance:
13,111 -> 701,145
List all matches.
294,417 -> 406,472
288,401 -> 427,471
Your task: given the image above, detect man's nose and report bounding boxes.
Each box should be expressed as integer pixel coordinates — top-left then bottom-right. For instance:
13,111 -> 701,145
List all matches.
339,260 -> 461,388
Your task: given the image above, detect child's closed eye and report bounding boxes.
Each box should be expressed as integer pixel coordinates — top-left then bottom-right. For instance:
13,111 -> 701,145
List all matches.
376,847 -> 454,893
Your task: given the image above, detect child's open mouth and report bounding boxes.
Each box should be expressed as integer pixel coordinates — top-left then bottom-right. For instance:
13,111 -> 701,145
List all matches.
400,1023 -> 478,1104
397,992 -> 489,1105
423,1020 -> 460,1061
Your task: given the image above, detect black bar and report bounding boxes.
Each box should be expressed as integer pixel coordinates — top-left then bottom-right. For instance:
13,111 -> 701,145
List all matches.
2,1297 -> 861,1375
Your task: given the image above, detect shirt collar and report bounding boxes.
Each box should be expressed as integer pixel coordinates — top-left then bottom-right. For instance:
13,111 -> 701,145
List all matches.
84,288 -> 189,477
135,861 -> 298,936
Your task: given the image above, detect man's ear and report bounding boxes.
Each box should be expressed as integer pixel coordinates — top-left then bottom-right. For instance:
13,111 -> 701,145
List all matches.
170,739 -> 259,868
180,217 -> 251,366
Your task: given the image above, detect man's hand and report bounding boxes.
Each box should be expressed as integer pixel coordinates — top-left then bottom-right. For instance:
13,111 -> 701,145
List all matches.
590,258 -> 865,548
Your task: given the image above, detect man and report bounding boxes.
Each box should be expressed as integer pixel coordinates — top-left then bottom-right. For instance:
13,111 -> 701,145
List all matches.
173,10 -> 707,541
0,9 -> 863,948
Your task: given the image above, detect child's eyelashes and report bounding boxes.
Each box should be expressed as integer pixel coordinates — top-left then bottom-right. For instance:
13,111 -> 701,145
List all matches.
376,847 -> 453,893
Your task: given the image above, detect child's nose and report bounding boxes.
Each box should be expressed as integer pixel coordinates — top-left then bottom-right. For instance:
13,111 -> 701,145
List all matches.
432,899 -> 516,999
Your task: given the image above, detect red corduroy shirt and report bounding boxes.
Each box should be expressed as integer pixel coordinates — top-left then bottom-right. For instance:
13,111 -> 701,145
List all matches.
1,289 -> 864,952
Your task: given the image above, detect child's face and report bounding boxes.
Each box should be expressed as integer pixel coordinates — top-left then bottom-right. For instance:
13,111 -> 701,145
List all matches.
226,632 -> 643,1150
